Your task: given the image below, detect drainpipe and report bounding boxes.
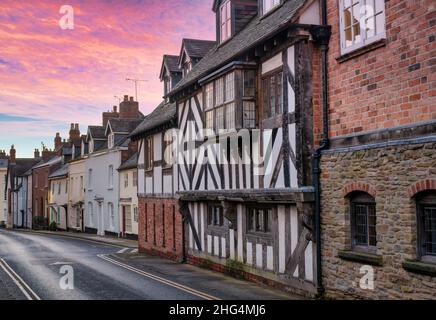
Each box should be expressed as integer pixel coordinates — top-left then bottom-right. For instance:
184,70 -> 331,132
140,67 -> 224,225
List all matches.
312,0 -> 331,297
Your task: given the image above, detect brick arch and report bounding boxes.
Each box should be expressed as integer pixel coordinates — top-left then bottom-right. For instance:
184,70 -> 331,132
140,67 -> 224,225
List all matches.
342,181 -> 377,198
407,179 -> 436,198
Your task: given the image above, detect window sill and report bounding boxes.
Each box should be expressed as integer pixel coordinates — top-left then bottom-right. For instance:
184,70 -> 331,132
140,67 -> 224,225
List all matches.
338,250 -> 383,266
336,39 -> 387,64
402,260 -> 436,277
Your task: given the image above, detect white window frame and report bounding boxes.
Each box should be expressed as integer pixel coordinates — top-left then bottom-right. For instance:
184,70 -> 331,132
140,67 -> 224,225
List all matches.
220,0 -> 232,43
108,165 -> 114,189
124,172 -> 129,188
108,133 -> 115,149
339,0 -> 386,55
132,171 -> 138,187
88,169 -> 93,189
262,0 -> 281,15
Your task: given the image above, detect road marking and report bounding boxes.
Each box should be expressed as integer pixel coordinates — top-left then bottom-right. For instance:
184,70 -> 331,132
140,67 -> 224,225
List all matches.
97,254 -> 220,301
130,249 -> 138,254
117,248 -> 130,254
0,258 -> 41,300
50,262 -> 74,266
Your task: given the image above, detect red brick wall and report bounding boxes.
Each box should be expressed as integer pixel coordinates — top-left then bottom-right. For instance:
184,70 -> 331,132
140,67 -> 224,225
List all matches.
326,0 -> 435,137
138,196 -> 184,262
311,43 -> 323,146
32,166 -> 50,220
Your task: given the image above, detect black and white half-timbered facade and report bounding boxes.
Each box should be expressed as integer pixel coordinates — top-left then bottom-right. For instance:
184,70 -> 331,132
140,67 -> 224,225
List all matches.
131,48 -> 214,260
167,0 -> 329,295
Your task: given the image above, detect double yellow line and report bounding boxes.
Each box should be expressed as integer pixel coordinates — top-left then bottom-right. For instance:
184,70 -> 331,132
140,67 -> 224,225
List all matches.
97,254 -> 220,300
0,258 -> 41,300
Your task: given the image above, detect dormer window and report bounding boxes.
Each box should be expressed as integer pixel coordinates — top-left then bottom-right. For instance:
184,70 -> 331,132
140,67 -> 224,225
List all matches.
220,0 -> 232,43
262,0 -> 280,15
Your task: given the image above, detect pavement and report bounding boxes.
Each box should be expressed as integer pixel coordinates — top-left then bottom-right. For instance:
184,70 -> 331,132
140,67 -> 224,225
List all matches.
0,228 -> 302,300
14,229 -> 138,248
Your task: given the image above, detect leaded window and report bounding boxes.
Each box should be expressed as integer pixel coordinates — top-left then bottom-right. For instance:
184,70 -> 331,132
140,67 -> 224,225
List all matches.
350,192 -> 376,249
262,69 -> 283,119
417,192 -> 436,261
208,205 -> 224,227
225,103 -> 235,130
247,207 -> 271,233
216,107 -> 225,131
243,101 -> 256,128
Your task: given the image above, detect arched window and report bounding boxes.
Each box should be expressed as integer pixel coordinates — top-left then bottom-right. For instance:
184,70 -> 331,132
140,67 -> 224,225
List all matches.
416,191 -> 436,262
349,192 -> 376,250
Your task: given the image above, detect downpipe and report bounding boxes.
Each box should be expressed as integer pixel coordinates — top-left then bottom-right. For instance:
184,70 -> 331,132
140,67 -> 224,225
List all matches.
312,0 -> 330,297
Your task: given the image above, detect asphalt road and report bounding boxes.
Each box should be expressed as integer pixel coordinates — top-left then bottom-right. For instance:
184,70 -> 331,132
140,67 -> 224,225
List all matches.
0,229 -> 297,300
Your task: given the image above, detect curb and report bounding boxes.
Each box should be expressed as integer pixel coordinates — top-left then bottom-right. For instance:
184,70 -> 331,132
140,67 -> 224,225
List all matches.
11,229 -> 138,249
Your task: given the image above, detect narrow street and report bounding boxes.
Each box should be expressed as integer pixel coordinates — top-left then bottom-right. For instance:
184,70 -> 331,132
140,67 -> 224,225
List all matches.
0,229 -> 297,300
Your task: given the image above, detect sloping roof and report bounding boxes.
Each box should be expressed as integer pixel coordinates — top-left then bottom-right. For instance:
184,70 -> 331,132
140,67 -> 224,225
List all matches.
170,0 -> 306,95
164,55 -> 181,73
182,38 -> 216,59
129,101 -> 177,139
108,118 -> 143,134
48,163 -> 69,179
88,126 -> 106,140
118,153 -> 138,171
13,158 -> 40,177
32,156 -> 62,170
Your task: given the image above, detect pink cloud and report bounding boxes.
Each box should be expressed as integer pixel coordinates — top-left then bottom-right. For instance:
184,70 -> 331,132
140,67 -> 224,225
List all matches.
0,0 -> 215,143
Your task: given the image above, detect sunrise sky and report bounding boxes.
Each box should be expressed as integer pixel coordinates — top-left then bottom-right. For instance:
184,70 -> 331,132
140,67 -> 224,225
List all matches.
0,0 -> 215,157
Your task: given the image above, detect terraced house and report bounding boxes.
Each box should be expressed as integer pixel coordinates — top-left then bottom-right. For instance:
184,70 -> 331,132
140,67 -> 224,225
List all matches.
84,96 -> 143,236
161,0 -> 330,296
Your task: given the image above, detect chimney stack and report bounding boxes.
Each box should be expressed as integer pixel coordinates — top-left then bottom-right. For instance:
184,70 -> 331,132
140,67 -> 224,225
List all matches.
42,148 -> 54,161
9,145 -> 16,164
103,106 -> 119,127
119,94 -> 140,119
34,149 -> 40,158
69,123 -> 80,141
55,132 -> 62,150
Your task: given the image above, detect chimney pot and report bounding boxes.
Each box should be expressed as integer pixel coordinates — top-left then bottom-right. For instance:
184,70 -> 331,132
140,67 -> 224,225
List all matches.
130,96 -> 134,102
113,106 -> 117,113
124,95 -> 128,101
9,145 -> 16,164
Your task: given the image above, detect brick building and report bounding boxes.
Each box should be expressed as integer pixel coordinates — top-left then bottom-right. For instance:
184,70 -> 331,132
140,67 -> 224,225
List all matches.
320,0 -> 436,299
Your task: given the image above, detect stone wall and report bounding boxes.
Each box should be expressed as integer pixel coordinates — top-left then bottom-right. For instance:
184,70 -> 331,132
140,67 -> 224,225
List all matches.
321,141 -> 436,299
138,196 -> 184,262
